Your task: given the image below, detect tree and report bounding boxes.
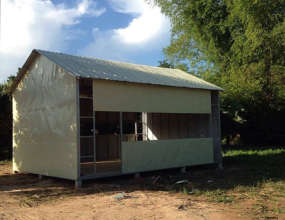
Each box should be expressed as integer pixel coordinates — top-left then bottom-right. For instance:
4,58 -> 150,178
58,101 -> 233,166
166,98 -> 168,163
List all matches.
153,0 -> 285,145
0,75 -> 15,159
158,59 -> 190,72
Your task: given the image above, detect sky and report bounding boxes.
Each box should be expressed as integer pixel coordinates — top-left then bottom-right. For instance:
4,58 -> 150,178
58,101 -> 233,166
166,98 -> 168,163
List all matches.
0,0 -> 171,82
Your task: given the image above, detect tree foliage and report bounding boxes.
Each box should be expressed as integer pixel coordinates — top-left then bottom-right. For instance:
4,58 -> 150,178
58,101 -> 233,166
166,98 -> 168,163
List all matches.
154,0 -> 285,145
158,59 -> 189,72
0,76 -> 15,159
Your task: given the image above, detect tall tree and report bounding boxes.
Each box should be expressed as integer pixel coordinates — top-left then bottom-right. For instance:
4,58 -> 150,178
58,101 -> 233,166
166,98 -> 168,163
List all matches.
153,0 -> 285,145
158,59 -> 189,72
0,76 -> 15,159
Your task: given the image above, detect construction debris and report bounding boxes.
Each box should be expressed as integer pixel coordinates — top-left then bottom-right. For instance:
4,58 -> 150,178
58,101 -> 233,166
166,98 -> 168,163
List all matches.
114,193 -> 133,200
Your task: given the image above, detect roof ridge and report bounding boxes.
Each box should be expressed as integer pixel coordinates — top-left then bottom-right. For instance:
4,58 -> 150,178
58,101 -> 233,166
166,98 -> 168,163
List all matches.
35,49 -> 180,72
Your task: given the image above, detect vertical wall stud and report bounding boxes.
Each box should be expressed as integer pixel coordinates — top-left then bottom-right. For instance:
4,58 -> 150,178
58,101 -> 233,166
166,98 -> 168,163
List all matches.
119,112 -> 123,172
142,112 -> 148,140
211,91 -> 223,169
93,81 -> 96,174
76,78 -> 81,179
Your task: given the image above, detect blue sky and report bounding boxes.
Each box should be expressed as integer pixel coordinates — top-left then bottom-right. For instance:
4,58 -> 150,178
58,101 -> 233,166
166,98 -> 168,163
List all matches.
0,0 -> 171,82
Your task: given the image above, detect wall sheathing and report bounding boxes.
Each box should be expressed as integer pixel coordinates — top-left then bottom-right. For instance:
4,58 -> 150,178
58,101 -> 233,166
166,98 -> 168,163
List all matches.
93,80 -> 211,113
122,138 -> 213,173
13,55 -> 78,180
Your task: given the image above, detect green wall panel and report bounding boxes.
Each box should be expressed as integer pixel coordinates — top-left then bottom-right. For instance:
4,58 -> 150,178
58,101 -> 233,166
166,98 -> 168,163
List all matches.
122,138 -> 213,173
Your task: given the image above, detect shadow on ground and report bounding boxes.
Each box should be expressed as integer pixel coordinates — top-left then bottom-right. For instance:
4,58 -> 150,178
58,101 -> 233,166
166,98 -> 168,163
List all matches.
0,147 -> 285,203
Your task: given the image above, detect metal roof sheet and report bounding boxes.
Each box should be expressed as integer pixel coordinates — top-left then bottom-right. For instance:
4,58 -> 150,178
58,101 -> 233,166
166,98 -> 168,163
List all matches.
36,49 -> 222,91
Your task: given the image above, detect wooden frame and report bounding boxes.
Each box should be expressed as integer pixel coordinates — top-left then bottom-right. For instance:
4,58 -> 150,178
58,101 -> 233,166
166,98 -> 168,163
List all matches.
93,110 -> 96,174
120,112 -> 123,173
79,78 -> 96,176
76,78 -> 81,181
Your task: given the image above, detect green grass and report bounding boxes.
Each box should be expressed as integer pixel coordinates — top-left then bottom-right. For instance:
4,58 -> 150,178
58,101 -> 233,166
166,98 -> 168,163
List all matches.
156,147 -> 285,209
184,147 -> 285,218
223,148 -> 285,185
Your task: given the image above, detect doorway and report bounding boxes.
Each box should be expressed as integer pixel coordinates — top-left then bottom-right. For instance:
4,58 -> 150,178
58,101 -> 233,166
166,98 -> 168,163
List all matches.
95,111 -> 121,174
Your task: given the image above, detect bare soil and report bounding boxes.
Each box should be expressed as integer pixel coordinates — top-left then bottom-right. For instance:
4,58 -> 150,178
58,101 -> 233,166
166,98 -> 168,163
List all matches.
0,162 -> 279,220
0,162 -> 285,220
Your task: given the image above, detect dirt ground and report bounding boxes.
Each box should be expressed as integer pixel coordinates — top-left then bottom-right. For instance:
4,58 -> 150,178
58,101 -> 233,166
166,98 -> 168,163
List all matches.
0,163 -> 266,220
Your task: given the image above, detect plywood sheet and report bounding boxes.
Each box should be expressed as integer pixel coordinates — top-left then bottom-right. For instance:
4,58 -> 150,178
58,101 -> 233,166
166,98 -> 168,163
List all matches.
93,80 -> 211,113
122,138 -> 213,173
13,55 -> 78,180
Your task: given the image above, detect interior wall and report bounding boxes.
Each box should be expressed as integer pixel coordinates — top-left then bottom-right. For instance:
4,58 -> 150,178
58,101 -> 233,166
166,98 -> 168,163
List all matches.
95,111 -> 120,161
122,112 -> 143,141
13,55 -> 78,180
93,79 -> 211,113
147,113 -> 210,140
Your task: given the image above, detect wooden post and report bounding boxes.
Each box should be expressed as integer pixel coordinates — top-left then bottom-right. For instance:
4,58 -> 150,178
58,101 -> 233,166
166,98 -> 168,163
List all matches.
76,78 -> 81,179
75,179 -> 82,188
93,111 -> 96,174
134,121 -> 137,141
142,112 -> 148,141
211,91 -> 223,169
180,167 -> 186,173
92,79 -> 96,174
120,112 -> 123,172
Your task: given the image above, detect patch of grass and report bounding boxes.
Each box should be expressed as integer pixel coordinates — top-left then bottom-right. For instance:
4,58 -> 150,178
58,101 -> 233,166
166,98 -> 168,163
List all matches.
274,207 -> 285,214
214,195 -> 235,203
233,184 -> 259,194
17,188 -> 77,206
223,148 -> 285,185
204,189 -> 235,203
183,147 -> 285,218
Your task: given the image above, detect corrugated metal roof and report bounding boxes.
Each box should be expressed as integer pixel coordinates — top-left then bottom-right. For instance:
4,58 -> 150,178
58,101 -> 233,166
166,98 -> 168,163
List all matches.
36,49 -> 223,91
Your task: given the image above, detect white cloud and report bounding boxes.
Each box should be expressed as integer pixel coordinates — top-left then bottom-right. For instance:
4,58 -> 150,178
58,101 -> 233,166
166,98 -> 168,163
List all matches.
107,0 -> 148,14
115,6 -> 167,44
80,0 -> 170,63
0,0 -> 105,82
107,0 -> 169,44
0,0 -> 171,82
